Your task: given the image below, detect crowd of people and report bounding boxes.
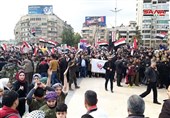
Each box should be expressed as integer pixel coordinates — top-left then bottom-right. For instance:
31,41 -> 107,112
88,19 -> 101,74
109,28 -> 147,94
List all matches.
0,44 -> 170,117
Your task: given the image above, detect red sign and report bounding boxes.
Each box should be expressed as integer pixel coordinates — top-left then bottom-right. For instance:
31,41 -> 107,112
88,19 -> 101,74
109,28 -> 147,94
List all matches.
143,9 -> 165,16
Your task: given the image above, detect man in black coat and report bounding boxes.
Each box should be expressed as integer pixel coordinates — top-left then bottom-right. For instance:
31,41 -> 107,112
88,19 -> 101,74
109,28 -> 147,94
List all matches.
103,55 -> 115,93
159,85 -> 170,118
115,56 -> 124,87
140,61 -> 161,105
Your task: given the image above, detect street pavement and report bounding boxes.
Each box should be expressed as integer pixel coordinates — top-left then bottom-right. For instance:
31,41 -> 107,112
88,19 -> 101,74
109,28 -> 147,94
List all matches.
65,77 -> 167,118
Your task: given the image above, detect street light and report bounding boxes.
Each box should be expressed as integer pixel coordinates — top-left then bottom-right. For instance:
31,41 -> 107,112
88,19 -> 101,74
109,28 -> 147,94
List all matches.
110,0 -> 122,28
110,9 -> 122,28
110,0 -> 122,41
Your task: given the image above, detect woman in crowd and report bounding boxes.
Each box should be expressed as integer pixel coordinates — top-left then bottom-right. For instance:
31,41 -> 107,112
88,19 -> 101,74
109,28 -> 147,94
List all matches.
52,67 -> 69,105
12,70 -> 28,116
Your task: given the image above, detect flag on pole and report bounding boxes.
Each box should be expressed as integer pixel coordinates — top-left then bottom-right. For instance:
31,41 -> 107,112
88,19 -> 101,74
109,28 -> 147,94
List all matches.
31,27 -> 36,36
33,47 -> 38,56
47,40 -> 58,46
155,32 -> 167,40
39,38 -> 46,43
133,38 -> 138,50
21,41 -> 32,53
114,38 -> 126,47
1,44 -> 7,51
51,47 -> 55,54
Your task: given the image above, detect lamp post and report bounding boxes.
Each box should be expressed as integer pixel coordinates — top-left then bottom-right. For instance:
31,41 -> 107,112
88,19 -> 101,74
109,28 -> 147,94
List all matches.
110,0 -> 122,28
110,0 -> 122,41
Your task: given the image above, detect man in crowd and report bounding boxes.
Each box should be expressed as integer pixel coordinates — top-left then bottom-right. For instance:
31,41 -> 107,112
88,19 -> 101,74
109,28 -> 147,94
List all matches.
140,61 -> 161,105
82,90 -> 108,118
159,85 -> 170,118
103,55 -> 115,93
127,95 -> 145,118
0,90 -> 21,118
49,54 -> 60,85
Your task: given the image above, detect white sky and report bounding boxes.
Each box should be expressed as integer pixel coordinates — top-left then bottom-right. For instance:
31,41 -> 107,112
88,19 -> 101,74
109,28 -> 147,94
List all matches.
0,0 -> 137,40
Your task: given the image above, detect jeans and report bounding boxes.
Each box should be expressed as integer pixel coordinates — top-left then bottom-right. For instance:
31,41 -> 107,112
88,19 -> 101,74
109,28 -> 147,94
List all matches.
41,72 -> 47,77
51,71 -> 60,85
80,67 -> 86,77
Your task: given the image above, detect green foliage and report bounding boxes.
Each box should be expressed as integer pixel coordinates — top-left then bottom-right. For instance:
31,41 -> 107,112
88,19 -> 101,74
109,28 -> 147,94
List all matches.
61,28 -> 81,46
73,33 -> 81,46
61,28 -> 74,46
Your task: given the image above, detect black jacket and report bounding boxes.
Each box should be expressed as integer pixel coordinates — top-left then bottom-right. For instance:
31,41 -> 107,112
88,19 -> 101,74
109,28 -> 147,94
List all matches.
159,99 -> 170,118
144,67 -> 158,83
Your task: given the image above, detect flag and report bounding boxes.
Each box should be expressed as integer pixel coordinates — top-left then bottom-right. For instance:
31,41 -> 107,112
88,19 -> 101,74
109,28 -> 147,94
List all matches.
155,32 -> 167,39
1,44 -> 7,51
51,48 -> 55,54
114,38 -> 126,47
97,40 -> 108,46
33,47 -> 38,56
39,38 -> 46,43
112,31 -> 116,42
21,41 -> 32,53
31,27 -> 36,36
47,40 -> 58,46
133,38 -> 138,50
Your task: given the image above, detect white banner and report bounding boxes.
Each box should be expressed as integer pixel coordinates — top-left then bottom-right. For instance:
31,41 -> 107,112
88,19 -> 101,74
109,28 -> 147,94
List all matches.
91,59 -> 107,74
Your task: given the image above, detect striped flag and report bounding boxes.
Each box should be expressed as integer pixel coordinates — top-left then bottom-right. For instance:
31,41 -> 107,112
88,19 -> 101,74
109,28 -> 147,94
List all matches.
39,38 -> 46,43
133,38 -> 138,50
47,40 -> 58,46
33,47 -> 38,56
21,41 -> 32,53
155,32 -> 167,39
114,38 -> 126,47
1,44 -> 7,51
51,47 -> 55,54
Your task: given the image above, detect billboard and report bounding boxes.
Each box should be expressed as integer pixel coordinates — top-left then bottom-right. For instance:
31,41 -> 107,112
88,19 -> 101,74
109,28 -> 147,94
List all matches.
28,5 -> 53,14
143,9 -> 165,16
85,16 -> 106,26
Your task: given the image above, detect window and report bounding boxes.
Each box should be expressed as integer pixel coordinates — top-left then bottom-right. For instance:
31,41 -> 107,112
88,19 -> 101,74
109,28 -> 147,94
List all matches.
36,18 -> 41,21
42,23 -> 47,26
144,35 -> 150,38
143,20 -> 151,23
157,20 -> 168,24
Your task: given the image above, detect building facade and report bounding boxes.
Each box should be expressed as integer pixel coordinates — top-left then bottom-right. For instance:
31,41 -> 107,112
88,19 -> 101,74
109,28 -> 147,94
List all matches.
81,16 -> 108,45
108,21 -> 137,45
14,5 -> 73,44
136,0 -> 169,47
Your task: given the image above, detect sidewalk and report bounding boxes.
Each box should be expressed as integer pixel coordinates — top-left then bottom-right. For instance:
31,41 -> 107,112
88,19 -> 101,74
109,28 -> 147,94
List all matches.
65,77 -> 167,118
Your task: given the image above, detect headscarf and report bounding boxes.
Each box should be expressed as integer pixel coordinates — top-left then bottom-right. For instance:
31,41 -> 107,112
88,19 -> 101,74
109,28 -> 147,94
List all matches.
23,110 -> 45,118
0,78 -> 9,90
15,70 -> 26,83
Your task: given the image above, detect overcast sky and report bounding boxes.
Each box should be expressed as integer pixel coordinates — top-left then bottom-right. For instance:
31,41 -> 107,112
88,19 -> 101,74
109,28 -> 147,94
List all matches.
0,0 -> 137,40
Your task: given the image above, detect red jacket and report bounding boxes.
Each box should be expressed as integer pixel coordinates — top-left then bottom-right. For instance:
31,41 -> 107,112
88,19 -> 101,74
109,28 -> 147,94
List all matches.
0,106 -> 20,118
